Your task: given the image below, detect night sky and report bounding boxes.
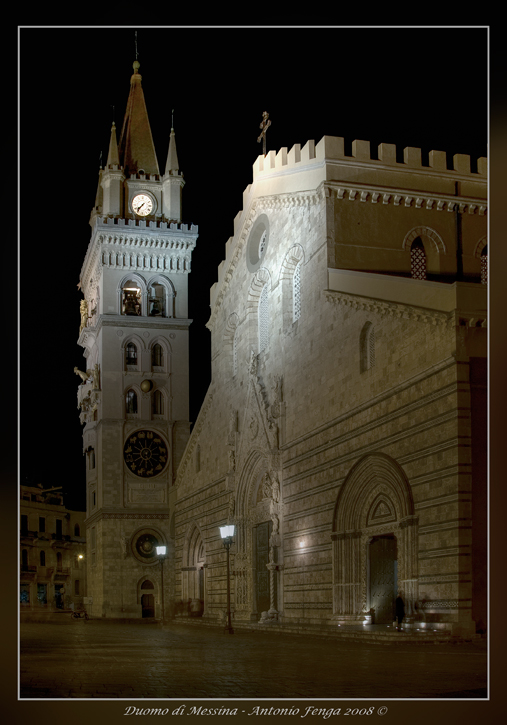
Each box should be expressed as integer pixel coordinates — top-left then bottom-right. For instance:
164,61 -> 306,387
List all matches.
18,27 -> 488,512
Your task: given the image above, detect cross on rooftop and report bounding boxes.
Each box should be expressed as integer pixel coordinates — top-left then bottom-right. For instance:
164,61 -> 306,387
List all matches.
257,111 -> 271,156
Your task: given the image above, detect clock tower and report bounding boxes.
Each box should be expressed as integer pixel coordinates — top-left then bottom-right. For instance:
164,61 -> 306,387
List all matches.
76,59 -> 198,619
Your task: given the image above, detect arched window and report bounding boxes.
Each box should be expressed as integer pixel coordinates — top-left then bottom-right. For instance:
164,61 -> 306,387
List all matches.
280,244 -> 304,333
148,283 -> 165,316
411,238 -> 427,280
141,579 -> 154,589
126,390 -> 138,414
74,523 -> 80,537
22,549 -> 28,568
87,448 -> 95,470
126,342 -> 137,367
293,261 -> 302,322
153,390 -> 164,416
152,343 -> 163,368
258,283 -> 269,353
121,281 -> 142,316
481,245 -> 488,284
360,322 -> 376,373
40,550 -> 46,567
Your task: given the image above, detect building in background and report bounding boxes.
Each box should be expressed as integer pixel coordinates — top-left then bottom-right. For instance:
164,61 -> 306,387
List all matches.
20,485 -> 86,612
173,137 -> 487,636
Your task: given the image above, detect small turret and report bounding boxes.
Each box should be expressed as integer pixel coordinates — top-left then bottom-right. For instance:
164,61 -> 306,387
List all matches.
162,120 -> 184,222
101,122 -> 125,217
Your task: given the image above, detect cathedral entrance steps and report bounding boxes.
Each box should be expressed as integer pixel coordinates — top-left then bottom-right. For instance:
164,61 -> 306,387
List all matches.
171,617 -> 474,644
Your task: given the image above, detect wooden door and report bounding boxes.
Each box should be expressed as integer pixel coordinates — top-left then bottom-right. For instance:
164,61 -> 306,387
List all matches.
369,536 -> 397,623
256,521 -> 274,614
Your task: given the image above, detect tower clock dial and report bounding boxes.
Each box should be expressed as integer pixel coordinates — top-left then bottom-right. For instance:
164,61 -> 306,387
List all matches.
131,193 -> 154,216
123,430 -> 168,478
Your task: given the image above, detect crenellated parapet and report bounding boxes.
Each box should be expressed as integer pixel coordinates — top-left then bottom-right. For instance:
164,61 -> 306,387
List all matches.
208,134 -> 487,324
95,216 -> 198,233
252,136 -> 487,181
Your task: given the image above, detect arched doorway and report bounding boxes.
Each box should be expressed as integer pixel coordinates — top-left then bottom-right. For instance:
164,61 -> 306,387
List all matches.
140,579 -> 155,617
332,453 -> 418,623
181,524 -> 206,616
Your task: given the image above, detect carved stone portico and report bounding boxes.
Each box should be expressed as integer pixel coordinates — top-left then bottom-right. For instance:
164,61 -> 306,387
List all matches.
331,453 -> 418,626
227,354 -> 284,622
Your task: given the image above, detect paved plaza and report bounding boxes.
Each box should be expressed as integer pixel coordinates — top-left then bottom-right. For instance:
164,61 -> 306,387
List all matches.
19,619 -> 487,700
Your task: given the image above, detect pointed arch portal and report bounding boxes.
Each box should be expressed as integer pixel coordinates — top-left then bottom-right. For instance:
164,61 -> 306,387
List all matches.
331,453 -> 418,623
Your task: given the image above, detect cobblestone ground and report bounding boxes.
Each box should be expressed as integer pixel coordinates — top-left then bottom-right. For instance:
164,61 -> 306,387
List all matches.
20,620 -> 487,700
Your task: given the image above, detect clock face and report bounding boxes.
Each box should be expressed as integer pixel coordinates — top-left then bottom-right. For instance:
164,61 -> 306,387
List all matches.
134,533 -> 159,560
132,193 -> 153,216
123,430 -> 168,478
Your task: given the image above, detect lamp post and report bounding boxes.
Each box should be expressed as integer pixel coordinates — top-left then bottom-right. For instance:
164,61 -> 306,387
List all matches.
219,525 -> 235,634
156,545 -> 167,623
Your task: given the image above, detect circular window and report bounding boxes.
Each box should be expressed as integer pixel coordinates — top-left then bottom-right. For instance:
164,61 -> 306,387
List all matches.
246,214 -> 269,273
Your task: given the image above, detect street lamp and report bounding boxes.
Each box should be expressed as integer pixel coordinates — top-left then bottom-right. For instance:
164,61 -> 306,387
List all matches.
219,525 -> 235,634
156,545 -> 167,623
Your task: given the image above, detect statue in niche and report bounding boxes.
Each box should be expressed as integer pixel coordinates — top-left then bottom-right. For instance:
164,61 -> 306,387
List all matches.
228,448 -> 235,472
271,512 -> 279,535
120,536 -> 130,559
247,350 -> 258,378
92,364 -> 100,390
261,473 -> 271,500
271,376 -> 283,418
262,472 -> 280,504
79,300 -> 88,333
228,493 -> 235,520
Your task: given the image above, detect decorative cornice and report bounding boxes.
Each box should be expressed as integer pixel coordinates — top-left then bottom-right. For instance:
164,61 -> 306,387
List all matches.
324,289 -> 453,327
95,316 -> 191,334
324,181 -> 487,215
85,510 -> 170,526
80,221 -> 198,293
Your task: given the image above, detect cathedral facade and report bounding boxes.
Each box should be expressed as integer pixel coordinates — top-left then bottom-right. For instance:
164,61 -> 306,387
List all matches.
173,138 -> 487,636
76,60 -> 487,635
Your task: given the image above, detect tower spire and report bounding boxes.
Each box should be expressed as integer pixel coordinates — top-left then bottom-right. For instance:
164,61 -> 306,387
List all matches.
165,109 -> 179,175
106,121 -> 120,167
118,57 -> 160,176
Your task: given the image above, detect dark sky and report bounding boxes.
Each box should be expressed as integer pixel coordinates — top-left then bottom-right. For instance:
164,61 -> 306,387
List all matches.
18,26 -> 488,510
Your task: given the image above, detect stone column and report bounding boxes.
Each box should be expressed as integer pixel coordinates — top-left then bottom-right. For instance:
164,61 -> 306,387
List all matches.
267,561 -> 278,619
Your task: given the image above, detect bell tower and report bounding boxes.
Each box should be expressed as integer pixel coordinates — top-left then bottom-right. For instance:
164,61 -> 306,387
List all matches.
76,58 -> 198,619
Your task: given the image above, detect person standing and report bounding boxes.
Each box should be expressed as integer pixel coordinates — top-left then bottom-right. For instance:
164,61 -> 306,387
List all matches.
395,592 -> 405,630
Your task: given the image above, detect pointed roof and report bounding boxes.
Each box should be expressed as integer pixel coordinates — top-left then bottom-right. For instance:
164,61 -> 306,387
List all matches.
106,122 -> 120,167
118,60 -> 160,176
165,127 -> 180,175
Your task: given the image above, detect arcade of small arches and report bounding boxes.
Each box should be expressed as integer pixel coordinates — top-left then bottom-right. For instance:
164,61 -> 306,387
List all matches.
123,339 -> 170,372
125,386 -> 167,418
118,274 -> 176,318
